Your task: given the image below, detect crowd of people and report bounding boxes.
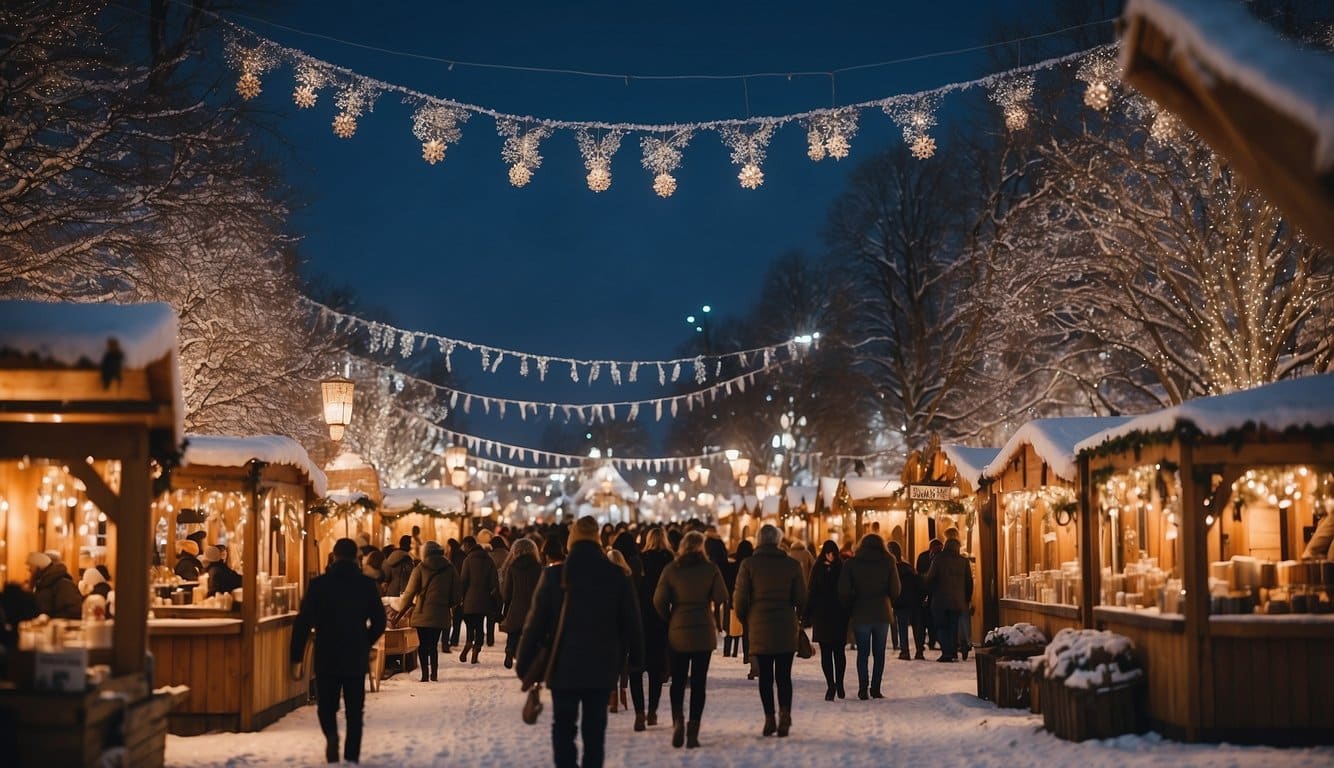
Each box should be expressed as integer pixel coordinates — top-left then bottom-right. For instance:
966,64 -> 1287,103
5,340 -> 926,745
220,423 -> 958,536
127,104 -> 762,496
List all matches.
290,516 -> 975,767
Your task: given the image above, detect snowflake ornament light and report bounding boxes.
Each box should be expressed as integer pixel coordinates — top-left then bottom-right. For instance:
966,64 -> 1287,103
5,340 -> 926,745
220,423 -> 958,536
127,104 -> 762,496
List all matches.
826,132 -> 851,160
225,39 -> 276,102
293,84 -> 318,109
1149,109 -> 1183,144
411,104 -> 469,165
910,135 -> 937,160
332,113 -> 357,139
719,124 -> 775,189
576,128 -> 624,193
498,120 -> 552,188
886,96 -> 940,160
806,128 -> 826,162
236,71 -> 261,100
1077,48 -> 1119,111
990,75 -> 1034,132
332,82 -> 376,139
804,109 -> 859,162
641,130 -> 692,198
292,62 -> 328,109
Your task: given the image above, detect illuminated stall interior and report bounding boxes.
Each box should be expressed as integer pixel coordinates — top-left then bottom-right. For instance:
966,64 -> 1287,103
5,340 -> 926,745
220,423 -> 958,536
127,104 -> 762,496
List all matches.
782,485 -> 820,545
1079,374 -> 1334,744
981,416 -> 1130,638
314,450 -> 383,566
381,486 -> 466,547
573,464 -> 639,525
841,477 -> 906,548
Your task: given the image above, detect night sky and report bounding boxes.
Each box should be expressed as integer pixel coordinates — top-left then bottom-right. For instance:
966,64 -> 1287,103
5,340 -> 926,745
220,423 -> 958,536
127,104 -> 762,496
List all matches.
240,0 -> 1031,454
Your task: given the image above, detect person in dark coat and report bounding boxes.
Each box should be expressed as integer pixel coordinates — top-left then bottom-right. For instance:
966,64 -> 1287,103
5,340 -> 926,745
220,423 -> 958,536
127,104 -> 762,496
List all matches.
887,540 -> 926,660
446,538 -> 466,649
805,540 -> 850,700
458,536 -> 499,664
202,546 -> 241,597
838,534 -> 901,699
27,552 -> 82,619
609,530 -> 643,716
500,538 -> 542,670
733,525 -> 807,738
290,538 -> 386,764
916,538 -> 943,649
486,533 -> 509,646
924,538 -> 973,662
397,541 -> 461,682
173,541 -> 203,582
630,527 -> 673,731
653,530 -> 727,749
382,546 -> 415,598
516,516 -> 643,768
730,539 -> 754,665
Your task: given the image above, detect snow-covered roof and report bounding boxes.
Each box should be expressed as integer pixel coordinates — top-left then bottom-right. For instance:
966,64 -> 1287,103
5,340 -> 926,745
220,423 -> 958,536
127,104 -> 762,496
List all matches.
326,490 -> 371,506
786,485 -> 819,510
382,486 -> 464,515
984,417 -> 1133,484
572,464 -> 637,503
819,477 -> 841,509
1077,374 -> 1334,455
760,494 -> 781,516
182,434 -> 328,496
844,477 -> 903,502
1124,0 -> 1334,171
942,445 -> 999,491
325,450 -> 373,471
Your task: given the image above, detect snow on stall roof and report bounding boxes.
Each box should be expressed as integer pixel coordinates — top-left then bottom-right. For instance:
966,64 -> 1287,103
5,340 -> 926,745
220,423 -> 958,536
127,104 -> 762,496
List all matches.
844,477 -> 902,502
182,434 -> 328,496
941,445 -> 999,491
0,300 -> 178,369
984,417 -> 1134,483
326,489 -> 371,506
1124,0 -> 1334,170
572,464 -> 637,503
760,494 -> 781,516
819,476 -> 840,509
786,485 -> 818,510
382,486 -> 463,514
325,450 -> 373,471
1077,374 -> 1334,455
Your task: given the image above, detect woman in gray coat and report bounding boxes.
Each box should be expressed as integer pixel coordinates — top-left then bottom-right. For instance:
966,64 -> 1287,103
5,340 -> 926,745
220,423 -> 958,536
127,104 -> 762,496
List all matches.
734,524 -> 807,738
653,531 -> 727,750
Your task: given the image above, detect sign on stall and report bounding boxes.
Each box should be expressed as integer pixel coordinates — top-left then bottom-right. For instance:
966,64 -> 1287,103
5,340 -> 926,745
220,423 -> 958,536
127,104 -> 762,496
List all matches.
909,484 -> 954,501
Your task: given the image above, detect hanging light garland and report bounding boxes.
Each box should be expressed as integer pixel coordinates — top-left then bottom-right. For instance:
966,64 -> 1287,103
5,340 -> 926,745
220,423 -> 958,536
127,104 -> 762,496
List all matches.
1076,48 -> 1118,111
576,128 -> 625,192
641,129 -> 693,198
719,124 -> 776,189
292,60 -> 328,109
412,103 -> 470,165
803,108 -> 859,162
226,41 -> 277,101
332,81 -> 377,139
885,95 -> 940,159
990,74 -> 1034,131
1149,105 -> 1184,145
498,119 -> 552,187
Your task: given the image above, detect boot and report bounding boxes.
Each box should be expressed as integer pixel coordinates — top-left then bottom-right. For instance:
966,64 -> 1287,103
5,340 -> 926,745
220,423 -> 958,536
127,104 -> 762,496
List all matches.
608,690 -> 619,713
762,712 -> 777,736
825,685 -> 835,702
430,655 -> 438,681
419,666 -> 429,682
898,651 -> 911,660
504,650 -> 514,669
870,685 -> 884,699
777,710 -> 791,738
914,649 -> 925,660
857,684 -> 869,701
470,646 -> 480,664
646,709 -> 658,727
325,739 -> 339,764
459,645 -> 470,663
633,711 -> 646,732
686,720 -> 700,748
671,718 -> 685,748
836,680 -> 846,699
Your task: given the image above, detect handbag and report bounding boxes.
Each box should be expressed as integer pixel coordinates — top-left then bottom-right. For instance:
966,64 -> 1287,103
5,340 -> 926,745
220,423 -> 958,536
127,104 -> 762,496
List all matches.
521,569 -> 570,725
796,628 -> 814,659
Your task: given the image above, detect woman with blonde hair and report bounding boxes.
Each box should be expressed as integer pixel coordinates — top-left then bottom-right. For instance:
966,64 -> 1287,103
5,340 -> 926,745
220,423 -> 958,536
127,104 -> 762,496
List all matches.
499,538 -> 542,669
653,530 -> 727,749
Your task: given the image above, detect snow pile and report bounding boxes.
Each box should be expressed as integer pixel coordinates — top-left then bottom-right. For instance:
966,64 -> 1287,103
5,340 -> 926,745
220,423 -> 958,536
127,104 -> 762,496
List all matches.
183,434 -> 328,496
1078,374 -> 1334,454
942,444 -> 999,492
1040,628 -> 1143,690
0,300 -> 178,369
326,450 -> 373,471
326,490 -> 372,507
985,417 -> 1133,482
983,622 -> 1048,647
381,486 -> 463,515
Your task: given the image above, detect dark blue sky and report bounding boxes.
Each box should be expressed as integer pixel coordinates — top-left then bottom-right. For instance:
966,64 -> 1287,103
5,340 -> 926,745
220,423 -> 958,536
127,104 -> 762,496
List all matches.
240,0 -> 1033,453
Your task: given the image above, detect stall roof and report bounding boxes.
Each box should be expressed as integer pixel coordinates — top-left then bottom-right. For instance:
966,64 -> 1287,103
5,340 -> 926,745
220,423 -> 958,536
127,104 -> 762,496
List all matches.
984,417 -> 1133,484
844,477 -> 903,502
1077,374 -> 1334,455
572,464 -> 637,503
382,486 -> 464,514
760,495 -> 781,516
0,300 -> 183,441
786,485 -> 818,510
819,476 -> 841,510
182,434 -> 328,496
326,490 -> 371,506
325,449 -> 373,471
941,445 -> 1000,491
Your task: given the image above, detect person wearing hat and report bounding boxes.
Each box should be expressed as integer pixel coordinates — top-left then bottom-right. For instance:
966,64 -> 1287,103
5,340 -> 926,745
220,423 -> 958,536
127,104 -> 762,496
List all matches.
290,537 -> 386,764
174,540 -> 203,581
79,567 -> 111,600
383,536 -> 415,598
396,541 -> 461,682
517,516 -> 643,768
28,551 -> 82,619
203,546 -> 241,597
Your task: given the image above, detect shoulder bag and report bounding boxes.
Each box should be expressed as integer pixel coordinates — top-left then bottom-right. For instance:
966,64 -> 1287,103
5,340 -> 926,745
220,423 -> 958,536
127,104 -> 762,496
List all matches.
522,569 -> 569,725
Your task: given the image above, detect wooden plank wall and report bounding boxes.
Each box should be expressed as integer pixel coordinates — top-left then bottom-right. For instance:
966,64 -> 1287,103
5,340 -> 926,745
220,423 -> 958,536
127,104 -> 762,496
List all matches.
1209,634 -> 1334,738
999,602 -> 1081,641
148,632 -> 242,715
1095,618 -> 1191,735
252,620 -> 306,715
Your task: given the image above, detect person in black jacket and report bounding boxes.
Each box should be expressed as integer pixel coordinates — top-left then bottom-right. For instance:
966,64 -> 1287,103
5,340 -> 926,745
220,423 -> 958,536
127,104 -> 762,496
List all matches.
805,540 -> 850,700
915,538 -> 943,650
887,540 -> 925,660
516,517 -> 643,768
290,538 -> 386,765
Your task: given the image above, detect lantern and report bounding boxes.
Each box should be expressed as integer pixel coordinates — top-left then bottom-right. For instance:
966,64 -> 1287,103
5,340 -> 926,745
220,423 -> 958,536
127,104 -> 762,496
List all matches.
697,491 -> 715,509
444,444 -> 468,472
754,474 -> 772,500
696,466 -> 711,486
449,468 -> 467,488
766,475 -> 783,496
730,457 -> 751,483
321,376 -> 355,441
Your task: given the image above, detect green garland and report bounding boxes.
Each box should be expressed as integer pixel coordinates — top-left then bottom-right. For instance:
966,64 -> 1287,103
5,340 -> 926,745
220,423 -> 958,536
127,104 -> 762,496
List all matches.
378,499 -> 462,521
310,495 -> 378,517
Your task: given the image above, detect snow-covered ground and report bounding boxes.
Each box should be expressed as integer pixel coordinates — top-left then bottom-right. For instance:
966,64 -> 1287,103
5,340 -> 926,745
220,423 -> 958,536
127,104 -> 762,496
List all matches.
165,645 -> 1333,767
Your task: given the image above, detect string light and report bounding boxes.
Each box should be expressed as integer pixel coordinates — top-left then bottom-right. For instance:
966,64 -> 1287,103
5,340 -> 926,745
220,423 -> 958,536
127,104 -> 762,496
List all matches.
1076,48 -> 1118,111
498,120 -> 552,187
991,74 -> 1034,131
640,130 -> 692,197
1149,106 -> 1183,144
411,104 -> 469,165
332,82 -> 376,139
885,95 -> 940,160
803,108 -> 859,162
576,128 -> 624,193
225,40 -> 277,101
719,124 -> 775,189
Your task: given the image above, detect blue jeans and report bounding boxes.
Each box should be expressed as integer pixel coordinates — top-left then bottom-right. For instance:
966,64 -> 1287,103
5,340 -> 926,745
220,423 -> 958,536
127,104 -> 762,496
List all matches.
937,610 -> 962,659
851,623 -> 889,691
551,688 -> 610,768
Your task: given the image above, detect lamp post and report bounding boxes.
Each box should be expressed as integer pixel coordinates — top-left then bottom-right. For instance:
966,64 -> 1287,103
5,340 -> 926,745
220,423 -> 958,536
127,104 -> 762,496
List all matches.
320,375 -> 355,441
444,444 -> 471,535
685,304 -> 713,353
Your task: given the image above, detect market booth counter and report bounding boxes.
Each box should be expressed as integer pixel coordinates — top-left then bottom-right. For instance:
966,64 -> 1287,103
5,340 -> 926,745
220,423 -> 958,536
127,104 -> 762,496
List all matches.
981,417 -> 1132,640
148,434 -> 327,735
0,300 -> 185,767
1077,374 -> 1334,744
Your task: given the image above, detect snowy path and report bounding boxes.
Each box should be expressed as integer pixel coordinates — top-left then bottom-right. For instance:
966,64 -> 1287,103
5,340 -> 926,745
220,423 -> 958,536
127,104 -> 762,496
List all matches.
166,647 -> 1332,767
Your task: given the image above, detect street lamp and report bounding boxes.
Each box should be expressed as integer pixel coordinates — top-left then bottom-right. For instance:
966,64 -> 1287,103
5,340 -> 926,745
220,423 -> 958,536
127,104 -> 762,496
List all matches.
320,375 -> 355,440
685,304 -> 713,352
444,444 -> 472,534
725,450 -> 750,487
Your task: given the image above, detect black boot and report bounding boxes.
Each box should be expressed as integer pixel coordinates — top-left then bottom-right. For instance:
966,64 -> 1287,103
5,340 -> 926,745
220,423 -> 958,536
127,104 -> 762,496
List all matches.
504,650 -> 514,669
459,644 -> 470,663
686,720 -> 700,748
430,655 -> 438,681
470,646 -> 480,664
672,717 -> 685,748
325,739 -> 339,763
825,685 -> 835,702
870,686 -> 884,699
836,680 -> 846,699
777,709 -> 791,738
858,684 -> 869,701
646,709 -> 658,726
633,711 -> 646,732
763,712 -> 777,736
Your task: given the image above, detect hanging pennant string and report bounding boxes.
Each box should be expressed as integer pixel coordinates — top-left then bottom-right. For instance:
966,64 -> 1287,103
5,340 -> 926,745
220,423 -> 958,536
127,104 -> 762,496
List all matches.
309,297 -> 817,385
356,357 -> 785,423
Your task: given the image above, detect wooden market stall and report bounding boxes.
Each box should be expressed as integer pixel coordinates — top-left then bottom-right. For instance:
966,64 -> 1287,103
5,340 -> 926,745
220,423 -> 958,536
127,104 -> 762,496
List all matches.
311,450 -> 383,566
147,434 -> 326,735
980,417 -> 1131,640
0,300 -> 185,767
839,477 -> 908,548
782,485 -> 820,546
1076,374 -> 1334,744
809,477 -> 843,546
380,486 -> 465,551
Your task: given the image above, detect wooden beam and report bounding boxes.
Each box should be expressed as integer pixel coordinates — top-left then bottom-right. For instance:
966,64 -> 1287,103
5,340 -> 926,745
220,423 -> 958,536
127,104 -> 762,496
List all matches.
114,441 -> 152,677
1179,441 -> 1206,740
1077,455 -> 1098,629
0,423 -> 154,460
978,490 -> 1000,633
66,461 -> 122,526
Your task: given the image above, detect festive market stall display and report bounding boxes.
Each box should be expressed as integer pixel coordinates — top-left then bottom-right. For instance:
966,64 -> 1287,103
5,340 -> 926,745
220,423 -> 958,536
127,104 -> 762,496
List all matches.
572,464 -> 639,524
148,434 -> 326,734
782,485 -> 821,546
0,300 -> 185,766
379,486 -> 466,554
982,417 -> 1132,639
312,450 -> 383,565
1076,374 -> 1334,744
